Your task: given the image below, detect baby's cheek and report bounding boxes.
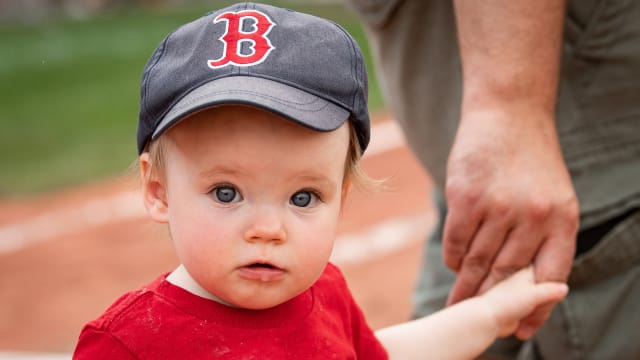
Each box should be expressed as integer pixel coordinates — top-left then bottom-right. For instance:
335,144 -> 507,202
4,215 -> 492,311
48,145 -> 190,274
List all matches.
300,233 -> 334,265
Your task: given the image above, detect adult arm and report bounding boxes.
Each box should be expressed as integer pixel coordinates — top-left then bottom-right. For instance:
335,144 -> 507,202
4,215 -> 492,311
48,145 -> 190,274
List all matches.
443,0 -> 579,337
377,268 -> 568,360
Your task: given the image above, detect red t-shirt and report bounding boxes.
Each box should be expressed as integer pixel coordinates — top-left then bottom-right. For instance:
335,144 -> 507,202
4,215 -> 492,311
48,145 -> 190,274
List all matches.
73,263 -> 388,359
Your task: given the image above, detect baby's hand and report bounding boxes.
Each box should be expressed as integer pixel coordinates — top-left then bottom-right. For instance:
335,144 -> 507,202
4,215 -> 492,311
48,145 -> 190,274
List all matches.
482,267 -> 568,340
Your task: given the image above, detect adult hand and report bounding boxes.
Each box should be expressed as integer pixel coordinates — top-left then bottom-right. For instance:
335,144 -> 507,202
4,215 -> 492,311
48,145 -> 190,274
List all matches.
443,105 -> 579,337
446,0 -> 577,336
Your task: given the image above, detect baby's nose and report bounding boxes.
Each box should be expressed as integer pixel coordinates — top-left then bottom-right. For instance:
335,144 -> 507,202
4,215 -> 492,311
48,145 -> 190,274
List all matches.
243,206 -> 286,244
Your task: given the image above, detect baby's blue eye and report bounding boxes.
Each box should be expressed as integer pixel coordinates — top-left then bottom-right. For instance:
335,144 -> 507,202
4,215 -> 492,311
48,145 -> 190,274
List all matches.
290,191 -> 316,207
213,186 -> 241,203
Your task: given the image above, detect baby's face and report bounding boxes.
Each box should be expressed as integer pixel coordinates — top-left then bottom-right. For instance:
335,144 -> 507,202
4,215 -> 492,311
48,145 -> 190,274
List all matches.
158,105 -> 350,309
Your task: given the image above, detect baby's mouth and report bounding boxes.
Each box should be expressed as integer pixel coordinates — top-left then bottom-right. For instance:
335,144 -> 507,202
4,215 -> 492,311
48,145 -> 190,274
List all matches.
248,262 -> 277,269
239,261 -> 285,281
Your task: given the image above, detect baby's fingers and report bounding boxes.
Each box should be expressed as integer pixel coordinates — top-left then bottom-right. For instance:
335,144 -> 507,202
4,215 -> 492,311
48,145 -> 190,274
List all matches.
515,282 -> 568,338
533,282 -> 569,305
493,276 -> 568,338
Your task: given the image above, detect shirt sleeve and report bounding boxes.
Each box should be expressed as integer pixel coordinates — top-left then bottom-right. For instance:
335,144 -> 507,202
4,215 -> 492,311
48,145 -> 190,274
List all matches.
73,327 -> 136,360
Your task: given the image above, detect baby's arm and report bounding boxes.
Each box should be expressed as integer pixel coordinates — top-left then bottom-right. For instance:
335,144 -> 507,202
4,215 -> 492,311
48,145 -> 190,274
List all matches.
375,267 -> 568,360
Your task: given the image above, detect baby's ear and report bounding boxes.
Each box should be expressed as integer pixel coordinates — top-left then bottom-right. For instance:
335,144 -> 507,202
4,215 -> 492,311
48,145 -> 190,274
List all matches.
139,153 -> 169,223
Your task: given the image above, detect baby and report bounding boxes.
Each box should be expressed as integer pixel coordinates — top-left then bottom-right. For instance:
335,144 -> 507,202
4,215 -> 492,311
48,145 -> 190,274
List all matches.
73,3 -> 567,359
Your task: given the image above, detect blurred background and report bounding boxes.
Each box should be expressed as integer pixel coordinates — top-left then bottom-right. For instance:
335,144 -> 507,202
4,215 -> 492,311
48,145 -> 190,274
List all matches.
0,0 -> 384,197
0,0 -> 434,358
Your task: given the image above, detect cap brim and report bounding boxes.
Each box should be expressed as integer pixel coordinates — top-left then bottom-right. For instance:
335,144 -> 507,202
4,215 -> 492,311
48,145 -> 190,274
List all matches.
151,76 -> 350,140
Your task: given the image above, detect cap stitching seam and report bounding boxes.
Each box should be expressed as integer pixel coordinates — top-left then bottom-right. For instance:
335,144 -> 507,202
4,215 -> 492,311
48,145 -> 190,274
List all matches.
334,23 -> 359,112
142,34 -> 173,125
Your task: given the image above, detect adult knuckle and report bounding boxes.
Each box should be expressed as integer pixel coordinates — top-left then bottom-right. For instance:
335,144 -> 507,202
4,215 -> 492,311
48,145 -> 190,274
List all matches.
444,256 -> 460,271
564,198 -> 580,221
446,180 -> 482,207
540,264 -> 571,282
526,197 -> 552,222
462,253 -> 492,275
445,230 -> 466,249
442,237 -> 467,259
443,240 -> 466,265
444,246 -> 463,262
557,196 -> 580,235
545,271 -> 569,283
565,215 -> 580,236
489,195 -> 510,216
444,179 -> 462,199
443,237 -> 467,255
491,264 -> 521,280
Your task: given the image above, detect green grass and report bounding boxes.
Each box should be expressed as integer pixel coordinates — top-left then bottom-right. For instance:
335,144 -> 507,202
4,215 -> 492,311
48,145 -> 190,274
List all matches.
0,1 -> 383,197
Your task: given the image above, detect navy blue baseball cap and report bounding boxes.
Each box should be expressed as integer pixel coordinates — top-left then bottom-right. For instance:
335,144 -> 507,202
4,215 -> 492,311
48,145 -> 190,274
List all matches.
137,2 -> 370,154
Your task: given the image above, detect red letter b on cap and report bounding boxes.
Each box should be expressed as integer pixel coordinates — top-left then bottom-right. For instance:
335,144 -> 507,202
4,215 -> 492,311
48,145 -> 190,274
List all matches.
208,10 -> 275,69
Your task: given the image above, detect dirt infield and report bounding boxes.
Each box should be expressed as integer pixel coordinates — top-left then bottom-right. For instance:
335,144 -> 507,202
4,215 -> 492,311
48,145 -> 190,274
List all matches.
0,120 -> 434,354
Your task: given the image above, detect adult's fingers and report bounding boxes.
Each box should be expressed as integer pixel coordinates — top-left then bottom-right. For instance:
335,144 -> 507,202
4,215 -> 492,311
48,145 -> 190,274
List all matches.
534,219 -> 577,283
476,221 -> 545,295
512,283 -> 568,339
515,222 -> 577,338
514,302 -> 556,340
446,214 -> 510,305
442,200 -> 482,272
